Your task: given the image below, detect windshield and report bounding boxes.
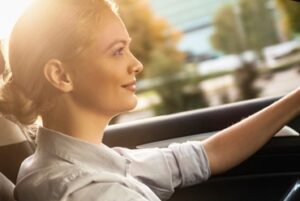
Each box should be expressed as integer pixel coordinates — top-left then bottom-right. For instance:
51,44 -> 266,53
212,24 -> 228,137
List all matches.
112,0 -> 300,123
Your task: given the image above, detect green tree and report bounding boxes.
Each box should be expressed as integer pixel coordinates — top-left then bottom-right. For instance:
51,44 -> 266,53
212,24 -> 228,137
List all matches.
210,4 -> 243,54
117,0 -> 184,77
117,0 -> 208,115
210,0 -> 278,100
276,0 -> 300,38
211,0 -> 279,54
233,61 -> 261,101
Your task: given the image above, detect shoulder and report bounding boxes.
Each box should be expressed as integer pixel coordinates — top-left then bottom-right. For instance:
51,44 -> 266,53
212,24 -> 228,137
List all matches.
15,163 -> 87,201
66,181 -> 150,201
15,163 -> 146,201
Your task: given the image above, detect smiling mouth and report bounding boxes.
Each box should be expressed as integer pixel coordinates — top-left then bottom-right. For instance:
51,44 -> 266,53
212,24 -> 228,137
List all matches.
122,81 -> 137,92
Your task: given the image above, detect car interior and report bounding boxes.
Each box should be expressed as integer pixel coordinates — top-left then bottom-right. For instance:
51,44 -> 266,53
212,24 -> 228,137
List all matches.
0,117 -> 34,201
1,95 -> 299,201
103,96 -> 300,201
1,0 -> 300,200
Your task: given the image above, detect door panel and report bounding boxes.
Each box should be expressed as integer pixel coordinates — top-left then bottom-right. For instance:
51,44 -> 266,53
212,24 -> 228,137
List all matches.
169,174 -> 298,201
103,97 -> 282,148
103,96 -> 300,201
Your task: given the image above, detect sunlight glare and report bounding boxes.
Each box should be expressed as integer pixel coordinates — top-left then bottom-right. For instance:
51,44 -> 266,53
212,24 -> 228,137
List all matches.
0,0 -> 32,39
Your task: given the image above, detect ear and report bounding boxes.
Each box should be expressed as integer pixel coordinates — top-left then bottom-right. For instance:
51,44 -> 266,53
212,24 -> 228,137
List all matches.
43,59 -> 73,93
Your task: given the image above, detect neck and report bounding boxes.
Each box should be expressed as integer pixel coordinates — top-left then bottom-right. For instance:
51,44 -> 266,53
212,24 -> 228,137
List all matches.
42,97 -> 112,145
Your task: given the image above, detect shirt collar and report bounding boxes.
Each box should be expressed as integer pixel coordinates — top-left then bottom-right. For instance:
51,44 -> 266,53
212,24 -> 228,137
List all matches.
36,126 -> 128,175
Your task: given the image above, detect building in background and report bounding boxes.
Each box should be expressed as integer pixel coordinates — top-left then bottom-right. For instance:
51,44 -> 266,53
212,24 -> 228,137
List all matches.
121,0 -> 300,122
148,0 -> 233,56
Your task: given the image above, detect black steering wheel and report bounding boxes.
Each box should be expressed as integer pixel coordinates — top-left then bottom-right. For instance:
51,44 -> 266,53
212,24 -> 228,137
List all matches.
282,179 -> 300,201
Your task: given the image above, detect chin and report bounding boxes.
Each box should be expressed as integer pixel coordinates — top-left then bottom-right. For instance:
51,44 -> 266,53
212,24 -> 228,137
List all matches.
112,101 -> 137,118
113,95 -> 138,114
126,97 -> 138,111
124,96 -> 138,112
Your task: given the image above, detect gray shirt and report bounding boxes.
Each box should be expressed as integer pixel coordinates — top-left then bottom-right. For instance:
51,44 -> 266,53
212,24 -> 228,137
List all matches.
15,127 -> 211,201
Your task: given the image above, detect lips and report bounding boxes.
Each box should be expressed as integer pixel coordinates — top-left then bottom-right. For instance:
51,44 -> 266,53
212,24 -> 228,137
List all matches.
121,81 -> 137,92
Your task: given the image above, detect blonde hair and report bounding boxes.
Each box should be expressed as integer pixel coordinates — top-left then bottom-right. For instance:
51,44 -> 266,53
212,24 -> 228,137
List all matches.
0,42 -> 4,75
0,0 -> 118,125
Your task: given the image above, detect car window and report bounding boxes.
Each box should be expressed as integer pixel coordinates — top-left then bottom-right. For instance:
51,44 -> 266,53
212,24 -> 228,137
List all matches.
113,0 -> 300,124
0,0 -> 300,125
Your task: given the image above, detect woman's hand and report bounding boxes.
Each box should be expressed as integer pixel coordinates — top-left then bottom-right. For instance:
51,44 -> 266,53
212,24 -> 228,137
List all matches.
203,88 -> 300,175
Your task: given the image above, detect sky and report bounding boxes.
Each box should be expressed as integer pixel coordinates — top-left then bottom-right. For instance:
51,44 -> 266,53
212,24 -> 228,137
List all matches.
148,0 -> 233,31
0,0 -> 32,39
148,0 -> 235,55
0,0 -> 238,55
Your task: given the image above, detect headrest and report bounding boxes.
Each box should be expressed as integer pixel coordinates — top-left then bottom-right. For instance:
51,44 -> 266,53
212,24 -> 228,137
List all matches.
0,117 -> 26,146
0,172 -> 15,201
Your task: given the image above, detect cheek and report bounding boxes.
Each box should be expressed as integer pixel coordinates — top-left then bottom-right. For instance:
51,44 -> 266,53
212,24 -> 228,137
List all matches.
70,62 -> 137,113
78,73 -> 115,98
72,70 -> 122,106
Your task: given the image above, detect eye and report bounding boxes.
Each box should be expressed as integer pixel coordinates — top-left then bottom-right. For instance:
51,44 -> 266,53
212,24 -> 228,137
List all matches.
113,47 -> 125,56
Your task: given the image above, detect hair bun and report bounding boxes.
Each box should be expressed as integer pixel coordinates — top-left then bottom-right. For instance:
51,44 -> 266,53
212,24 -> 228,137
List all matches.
0,74 -> 38,125
0,45 -> 4,75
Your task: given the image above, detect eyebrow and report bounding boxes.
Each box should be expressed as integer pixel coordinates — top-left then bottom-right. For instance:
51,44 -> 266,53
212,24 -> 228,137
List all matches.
104,37 -> 132,52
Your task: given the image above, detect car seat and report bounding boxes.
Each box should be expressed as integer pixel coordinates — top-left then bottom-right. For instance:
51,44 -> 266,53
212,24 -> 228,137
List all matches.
0,116 -> 34,184
0,172 -> 15,201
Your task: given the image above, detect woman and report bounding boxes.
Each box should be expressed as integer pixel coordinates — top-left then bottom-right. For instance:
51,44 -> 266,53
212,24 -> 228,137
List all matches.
0,0 -> 299,200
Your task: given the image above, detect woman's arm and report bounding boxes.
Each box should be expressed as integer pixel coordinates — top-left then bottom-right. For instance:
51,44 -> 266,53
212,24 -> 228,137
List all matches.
203,88 -> 300,175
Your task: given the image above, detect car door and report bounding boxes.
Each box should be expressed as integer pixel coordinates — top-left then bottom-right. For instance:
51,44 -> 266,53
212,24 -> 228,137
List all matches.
103,96 -> 300,201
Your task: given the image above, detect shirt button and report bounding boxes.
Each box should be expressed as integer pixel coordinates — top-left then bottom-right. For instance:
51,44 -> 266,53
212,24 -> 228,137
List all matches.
125,159 -> 131,176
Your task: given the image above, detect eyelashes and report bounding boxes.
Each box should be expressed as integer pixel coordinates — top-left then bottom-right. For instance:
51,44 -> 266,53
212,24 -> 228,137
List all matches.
113,47 -> 125,56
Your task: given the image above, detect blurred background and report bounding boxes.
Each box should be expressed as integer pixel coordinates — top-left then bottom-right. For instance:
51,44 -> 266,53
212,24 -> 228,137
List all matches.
113,0 -> 300,123
1,0 -> 300,124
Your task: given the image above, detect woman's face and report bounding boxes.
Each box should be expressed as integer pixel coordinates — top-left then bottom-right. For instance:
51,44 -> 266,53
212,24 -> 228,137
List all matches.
66,8 -> 143,117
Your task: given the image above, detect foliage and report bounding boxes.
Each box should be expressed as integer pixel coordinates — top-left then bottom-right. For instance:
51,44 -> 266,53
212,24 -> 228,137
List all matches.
211,0 -> 279,54
210,4 -> 243,54
276,0 -> 300,38
116,0 -> 184,78
153,81 -> 208,115
233,61 -> 261,100
209,0 -> 278,100
117,0 -> 208,115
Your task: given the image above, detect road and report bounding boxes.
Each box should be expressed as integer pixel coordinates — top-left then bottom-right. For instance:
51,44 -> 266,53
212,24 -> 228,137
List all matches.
256,68 -> 300,97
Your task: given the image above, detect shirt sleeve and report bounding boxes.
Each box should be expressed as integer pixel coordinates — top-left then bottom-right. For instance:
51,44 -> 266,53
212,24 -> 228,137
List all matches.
113,141 -> 211,200
167,141 -> 211,187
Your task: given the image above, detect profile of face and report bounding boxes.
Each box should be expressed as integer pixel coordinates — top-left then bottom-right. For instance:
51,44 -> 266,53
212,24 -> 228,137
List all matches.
59,7 -> 143,118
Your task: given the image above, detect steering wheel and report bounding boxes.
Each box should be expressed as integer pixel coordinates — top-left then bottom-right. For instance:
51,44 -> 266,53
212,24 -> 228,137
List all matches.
282,180 -> 300,201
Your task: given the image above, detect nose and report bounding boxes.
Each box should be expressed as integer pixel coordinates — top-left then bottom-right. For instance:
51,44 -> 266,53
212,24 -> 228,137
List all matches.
128,52 -> 143,75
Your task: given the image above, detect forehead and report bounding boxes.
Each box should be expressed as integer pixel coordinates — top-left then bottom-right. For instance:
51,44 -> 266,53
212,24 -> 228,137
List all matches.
92,9 -> 130,50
